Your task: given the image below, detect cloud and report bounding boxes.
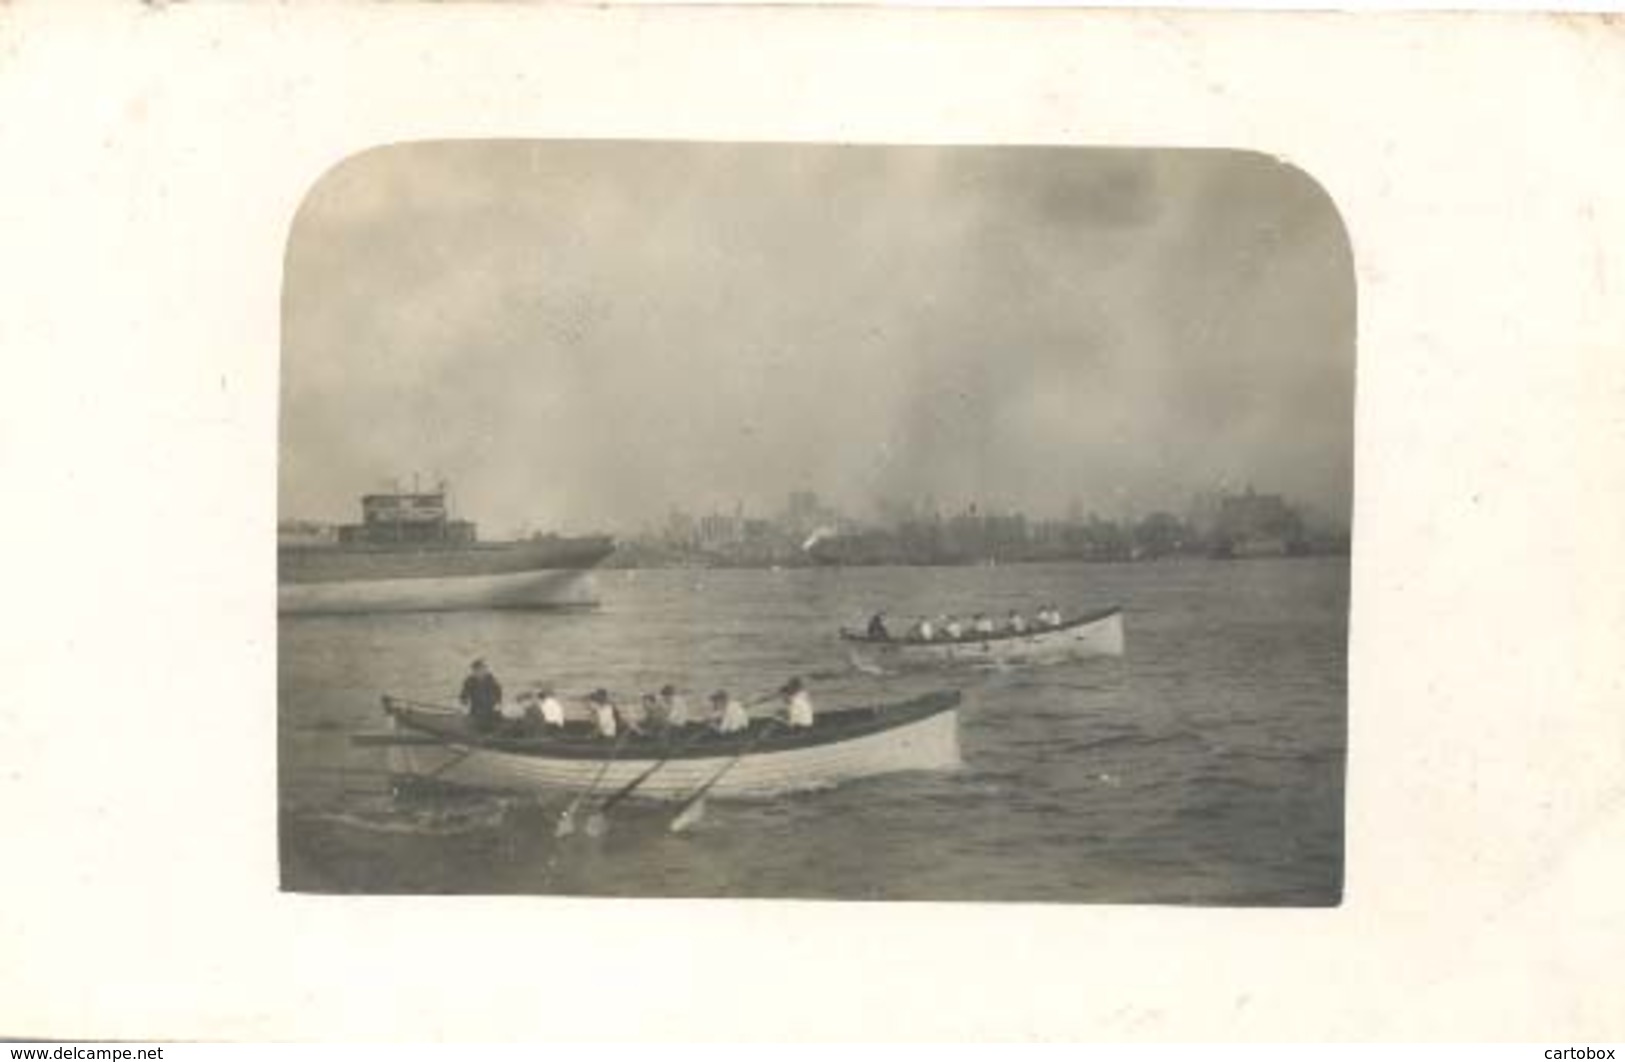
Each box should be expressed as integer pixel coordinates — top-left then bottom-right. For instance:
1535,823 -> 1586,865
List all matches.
281,143 -> 1354,533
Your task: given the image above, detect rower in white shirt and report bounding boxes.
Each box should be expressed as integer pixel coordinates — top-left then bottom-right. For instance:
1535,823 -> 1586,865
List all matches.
972,612 -> 996,635
943,615 -> 965,640
1006,609 -> 1028,634
534,686 -> 566,728
587,689 -> 618,739
500,690 -> 532,733
659,684 -> 692,728
910,617 -> 935,642
710,689 -> 751,734
619,694 -> 651,736
779,677 -> 815,728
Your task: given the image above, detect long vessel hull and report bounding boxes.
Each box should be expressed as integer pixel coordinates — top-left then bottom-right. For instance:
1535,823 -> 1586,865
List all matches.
280,567 -> 600,616
842,606 -> 1125,668
278,535 -> 614,615
382,692 -> 961,799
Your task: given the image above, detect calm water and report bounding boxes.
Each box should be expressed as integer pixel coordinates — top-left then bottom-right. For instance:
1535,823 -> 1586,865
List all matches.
279,558 -> 1346,904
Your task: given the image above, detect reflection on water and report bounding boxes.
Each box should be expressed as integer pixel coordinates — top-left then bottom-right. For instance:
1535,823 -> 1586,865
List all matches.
279,558 -> 1346,904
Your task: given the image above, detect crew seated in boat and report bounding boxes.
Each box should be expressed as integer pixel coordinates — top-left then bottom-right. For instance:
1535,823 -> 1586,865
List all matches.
1005,610 -> 1028,634
866,611 -> 891,640
972,612 -> 996,635
659,684 -> 693,728
710,689 -> 751,734
779,676 -> 815,728
460,658 -> 503,733
908,617 -> 936,641
943,615 -> 965,640
587,689 -> 618,739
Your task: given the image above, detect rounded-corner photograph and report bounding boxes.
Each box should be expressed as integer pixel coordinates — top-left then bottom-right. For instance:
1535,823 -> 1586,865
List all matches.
279,141 -> 1352,904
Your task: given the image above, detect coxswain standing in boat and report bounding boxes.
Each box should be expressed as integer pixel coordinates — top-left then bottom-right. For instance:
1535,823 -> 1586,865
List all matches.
710,689 -> 751,734
459,658 -> 503,733
587,689 -> 618,739
867,611 -> 891,640
779,677 -> 816,728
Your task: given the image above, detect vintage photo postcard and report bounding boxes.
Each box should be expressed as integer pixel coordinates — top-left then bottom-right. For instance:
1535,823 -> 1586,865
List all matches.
277,142 -> 1352,903
2,1 -> 1621,1042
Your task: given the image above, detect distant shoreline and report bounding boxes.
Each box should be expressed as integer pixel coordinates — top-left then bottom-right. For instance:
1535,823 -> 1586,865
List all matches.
599,549 -> 1350,572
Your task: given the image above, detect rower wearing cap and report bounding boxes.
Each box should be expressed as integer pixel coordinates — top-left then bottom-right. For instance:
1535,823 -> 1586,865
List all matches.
780,676 -> 815,729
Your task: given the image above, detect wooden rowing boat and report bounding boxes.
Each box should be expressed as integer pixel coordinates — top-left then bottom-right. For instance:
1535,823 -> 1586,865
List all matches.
840,605 -> 1125,667
378,691 -> 962,799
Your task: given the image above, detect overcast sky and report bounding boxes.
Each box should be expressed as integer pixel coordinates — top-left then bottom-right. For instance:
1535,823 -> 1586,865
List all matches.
281,142 -> 1354,536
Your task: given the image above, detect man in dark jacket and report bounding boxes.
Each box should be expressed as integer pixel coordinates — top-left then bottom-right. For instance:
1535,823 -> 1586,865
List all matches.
459,658 -> 503,732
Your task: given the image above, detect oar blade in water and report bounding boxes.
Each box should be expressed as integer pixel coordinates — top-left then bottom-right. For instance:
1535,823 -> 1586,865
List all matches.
670,797 -> 707,833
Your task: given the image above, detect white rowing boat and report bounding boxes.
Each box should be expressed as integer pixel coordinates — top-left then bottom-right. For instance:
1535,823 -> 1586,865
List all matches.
378,691 -> 962,799
840,605 -> 1125,668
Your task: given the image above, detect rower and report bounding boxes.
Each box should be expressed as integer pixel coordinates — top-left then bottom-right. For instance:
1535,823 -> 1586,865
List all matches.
459,658 -> 503,733
866,611 -> 891,640
1006,610 -> 1028,634
1041,604 -> 1063,627
499,690 -> 532,735
943,615 -> 965,640
534,685 -> 566,729
710,689 -> 750,734
912,617 -> 935,642
619,694 -> 652,736
587,689 -> 618,739
659,683 -> 692,728
972,612 -> 995,635
780,676 -> 815,728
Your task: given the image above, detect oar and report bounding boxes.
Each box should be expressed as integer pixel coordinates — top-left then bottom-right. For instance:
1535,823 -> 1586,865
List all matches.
668,720 -> 780,834
580,685 -> 782,837
381,694 -> 466,717
556,730 -> 630,838
350,731 -> 448,748
583,728 -> 710,837
424,743 -> 479,780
